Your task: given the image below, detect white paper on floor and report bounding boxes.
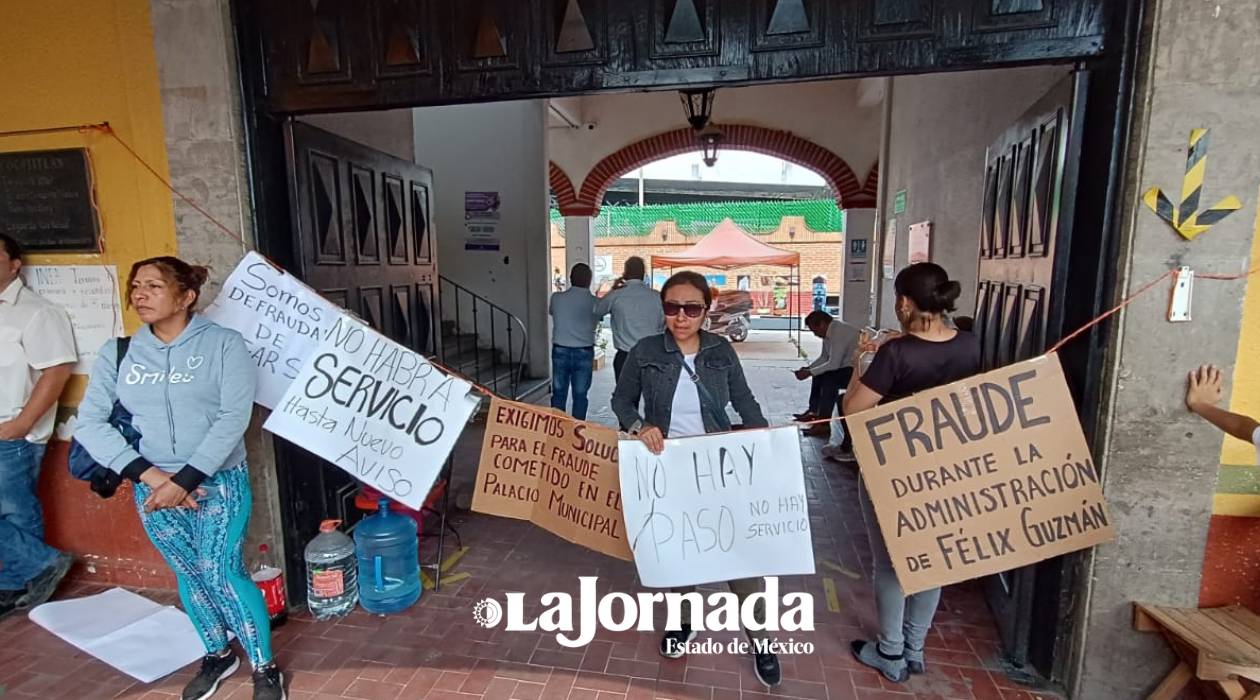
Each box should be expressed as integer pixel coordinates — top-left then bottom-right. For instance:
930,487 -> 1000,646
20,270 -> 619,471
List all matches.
28,587 -> 206,683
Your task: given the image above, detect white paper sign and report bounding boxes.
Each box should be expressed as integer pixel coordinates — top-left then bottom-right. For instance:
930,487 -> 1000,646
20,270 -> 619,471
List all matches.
22,265 -> 123,373
202,252 -> 343,408
618,427 -> 814,588
29,588 -> 209,683
263,316 -> 480,509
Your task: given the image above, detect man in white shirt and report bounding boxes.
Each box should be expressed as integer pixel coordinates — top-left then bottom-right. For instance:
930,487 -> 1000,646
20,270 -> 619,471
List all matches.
0,234 -> 77,619
1187,364 -> 1260,462
794,310 -> 861,450
595,257 -> 665,381
550,263 -> 597,420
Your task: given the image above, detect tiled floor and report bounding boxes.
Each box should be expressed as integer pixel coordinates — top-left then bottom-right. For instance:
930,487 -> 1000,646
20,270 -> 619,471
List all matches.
0,346 -> 1062,700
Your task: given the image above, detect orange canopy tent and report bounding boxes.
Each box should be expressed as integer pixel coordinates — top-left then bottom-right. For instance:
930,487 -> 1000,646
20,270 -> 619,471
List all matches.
651,218 -> 803,341
651,218 -> 800,270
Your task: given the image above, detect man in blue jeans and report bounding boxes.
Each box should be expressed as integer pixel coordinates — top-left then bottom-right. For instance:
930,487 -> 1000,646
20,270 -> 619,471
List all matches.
0,234 -> 77,619
549,263 -> 596,420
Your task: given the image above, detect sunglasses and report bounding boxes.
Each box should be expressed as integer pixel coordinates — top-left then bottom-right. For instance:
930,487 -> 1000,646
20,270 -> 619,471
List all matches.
663,301 -> 707,318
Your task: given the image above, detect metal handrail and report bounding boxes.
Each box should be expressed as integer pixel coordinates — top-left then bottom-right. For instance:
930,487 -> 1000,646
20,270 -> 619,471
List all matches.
438,275 -> 529,398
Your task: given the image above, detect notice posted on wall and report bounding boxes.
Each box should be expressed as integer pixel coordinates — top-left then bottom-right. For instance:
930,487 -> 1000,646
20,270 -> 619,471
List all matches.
22,265 -> 123,373
464,191 -> 501,251
618,426 -> 814,588
203,252 -> 344,408
473,398 -> 631,561
263,316 -> 481,510
848,353 -> 1115,595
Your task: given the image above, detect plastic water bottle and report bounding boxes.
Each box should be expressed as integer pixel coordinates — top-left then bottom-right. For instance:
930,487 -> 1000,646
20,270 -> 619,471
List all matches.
305,519 -> 358,620
354,500 -> 421,615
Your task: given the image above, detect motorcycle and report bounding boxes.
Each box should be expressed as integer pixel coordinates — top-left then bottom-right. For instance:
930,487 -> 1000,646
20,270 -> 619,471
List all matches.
703,290 -> 752,342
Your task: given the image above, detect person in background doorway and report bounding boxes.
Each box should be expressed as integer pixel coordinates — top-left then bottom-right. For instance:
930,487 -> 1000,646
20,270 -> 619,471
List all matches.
794,310 -> 861,454
594,256 -> 665,384
0,233 -> 77,620
612,271 -> 781,689
842,262 -> 980,683
75,256 -> 285,700
550,263 -> 597,420
553,267 -> 565,292
1187,365 -> 1260,460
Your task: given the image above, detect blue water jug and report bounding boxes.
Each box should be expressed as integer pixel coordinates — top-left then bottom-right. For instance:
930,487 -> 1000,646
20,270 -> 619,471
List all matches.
354,499 -> 421,614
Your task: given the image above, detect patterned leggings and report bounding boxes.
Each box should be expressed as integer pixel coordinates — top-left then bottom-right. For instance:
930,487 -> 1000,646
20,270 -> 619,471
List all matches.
135,464 -> 273,668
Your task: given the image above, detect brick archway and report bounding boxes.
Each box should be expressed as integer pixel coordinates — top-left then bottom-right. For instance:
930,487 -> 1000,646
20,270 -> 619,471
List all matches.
549,162 -> 584,215
570,125 -> 873,216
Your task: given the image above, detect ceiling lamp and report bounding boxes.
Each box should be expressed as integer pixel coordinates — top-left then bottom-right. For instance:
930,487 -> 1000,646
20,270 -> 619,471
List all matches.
679,88 -> 717,131
698,125 -> 723,167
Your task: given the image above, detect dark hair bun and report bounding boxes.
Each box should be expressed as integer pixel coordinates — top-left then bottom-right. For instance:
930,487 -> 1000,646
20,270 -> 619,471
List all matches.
893,262 -> 960,315
188,265 -> 211,292
932,281 -> 961,312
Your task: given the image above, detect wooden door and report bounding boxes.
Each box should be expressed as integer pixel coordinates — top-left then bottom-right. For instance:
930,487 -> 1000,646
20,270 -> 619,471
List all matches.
974,75 -> 1076,671
274,121 -> 439,600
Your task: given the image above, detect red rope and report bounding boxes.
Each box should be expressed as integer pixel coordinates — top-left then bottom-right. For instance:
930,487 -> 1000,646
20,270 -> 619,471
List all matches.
91,124 -> 253,251
1045,269 -> 1177,354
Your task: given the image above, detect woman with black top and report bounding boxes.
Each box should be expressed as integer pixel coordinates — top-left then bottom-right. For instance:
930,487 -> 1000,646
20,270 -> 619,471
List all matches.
611,270 -> 781,689
842,263 -> 982,683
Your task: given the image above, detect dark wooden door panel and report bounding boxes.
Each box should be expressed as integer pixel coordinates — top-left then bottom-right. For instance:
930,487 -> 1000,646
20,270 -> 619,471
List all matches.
277,120 -> 439,602
248,0 -> 1115,113
974,75 -> 1075,670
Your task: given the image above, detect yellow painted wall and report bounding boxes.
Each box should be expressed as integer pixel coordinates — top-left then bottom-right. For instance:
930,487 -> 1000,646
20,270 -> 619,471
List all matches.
1223,197 -> 1260,465
0,0 -> 175,340
1,0 -> 179,587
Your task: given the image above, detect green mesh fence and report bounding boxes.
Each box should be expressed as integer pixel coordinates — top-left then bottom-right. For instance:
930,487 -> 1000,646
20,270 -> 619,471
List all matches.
550,199 -> 844,238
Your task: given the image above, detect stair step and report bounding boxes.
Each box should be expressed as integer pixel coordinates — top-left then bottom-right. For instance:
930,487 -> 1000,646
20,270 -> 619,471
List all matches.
442,347 -> 500,370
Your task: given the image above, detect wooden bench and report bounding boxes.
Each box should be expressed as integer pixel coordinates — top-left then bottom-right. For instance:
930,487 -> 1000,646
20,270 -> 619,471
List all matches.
1134,603 -> 1260,699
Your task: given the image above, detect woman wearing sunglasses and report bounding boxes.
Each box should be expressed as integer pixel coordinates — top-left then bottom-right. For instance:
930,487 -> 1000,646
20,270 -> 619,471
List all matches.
611,270 -> 780,689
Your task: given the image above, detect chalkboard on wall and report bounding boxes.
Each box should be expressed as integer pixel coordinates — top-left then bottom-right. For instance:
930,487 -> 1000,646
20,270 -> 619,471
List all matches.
0,148 -> 101,252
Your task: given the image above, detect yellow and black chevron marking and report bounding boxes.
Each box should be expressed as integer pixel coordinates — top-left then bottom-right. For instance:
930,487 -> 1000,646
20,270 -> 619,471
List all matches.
1142,128 -> 1243,241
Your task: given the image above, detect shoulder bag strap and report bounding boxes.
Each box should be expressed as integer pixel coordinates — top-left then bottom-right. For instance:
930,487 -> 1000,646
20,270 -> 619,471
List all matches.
681,358 -> 732,432
115,336 -> 131,372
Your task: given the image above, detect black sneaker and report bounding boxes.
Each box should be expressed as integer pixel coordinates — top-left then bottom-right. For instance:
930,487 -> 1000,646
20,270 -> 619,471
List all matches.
183,652 -> 239,700
753,651 -> 781,688
17,552 -> 74,609
659,626 -> 697,659
0,590 -> 20,621
252,665 -> 286,700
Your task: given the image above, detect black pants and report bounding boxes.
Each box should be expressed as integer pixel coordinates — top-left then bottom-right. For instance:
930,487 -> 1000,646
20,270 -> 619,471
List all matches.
809,367 -> 853,450
614,350 -> 630,381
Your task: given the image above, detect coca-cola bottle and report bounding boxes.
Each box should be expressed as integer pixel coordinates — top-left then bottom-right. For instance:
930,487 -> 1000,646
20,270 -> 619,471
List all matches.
252,543 -> 288,627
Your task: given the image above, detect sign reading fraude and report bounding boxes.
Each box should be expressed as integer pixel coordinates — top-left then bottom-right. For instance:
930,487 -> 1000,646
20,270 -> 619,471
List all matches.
264,316 -> 480,510
473,399 -> 631,561
848,353 -> 1114,595
618,427 -> 814,588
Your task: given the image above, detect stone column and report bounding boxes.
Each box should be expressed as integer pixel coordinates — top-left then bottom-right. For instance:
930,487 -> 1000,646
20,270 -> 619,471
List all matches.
841,208 -> 876,327
1075,1 -> 1260,697
563,214 -> 595,280
148,0 -> 284,563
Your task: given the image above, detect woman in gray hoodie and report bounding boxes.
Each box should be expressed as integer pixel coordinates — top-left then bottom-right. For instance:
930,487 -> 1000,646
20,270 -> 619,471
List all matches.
77,257 -> 284,700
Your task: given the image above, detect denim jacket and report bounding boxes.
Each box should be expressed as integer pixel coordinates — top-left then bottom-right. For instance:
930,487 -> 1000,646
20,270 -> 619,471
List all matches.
612,331 -> 767,436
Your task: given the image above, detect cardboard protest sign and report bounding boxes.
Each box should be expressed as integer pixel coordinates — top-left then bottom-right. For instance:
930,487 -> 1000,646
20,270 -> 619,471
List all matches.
263,316 -> 480,509
203,252 -> 343,408
618,427 -> 814,588
473,399 -> 631,561
848,353 -> 1114,595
